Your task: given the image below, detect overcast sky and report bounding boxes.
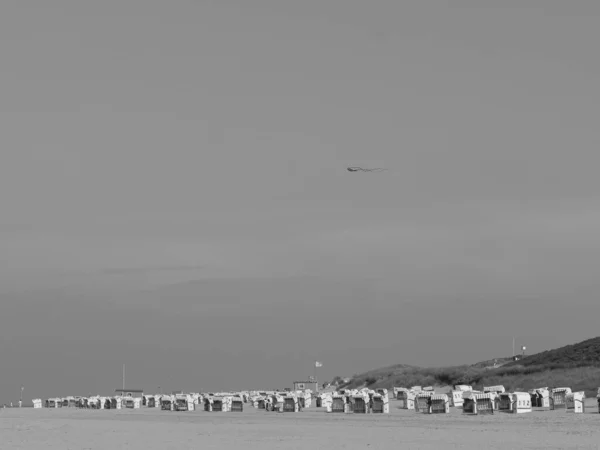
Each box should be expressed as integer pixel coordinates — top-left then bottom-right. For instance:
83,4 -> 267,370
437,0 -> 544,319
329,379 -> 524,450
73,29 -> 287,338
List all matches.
1,1 -> 599,403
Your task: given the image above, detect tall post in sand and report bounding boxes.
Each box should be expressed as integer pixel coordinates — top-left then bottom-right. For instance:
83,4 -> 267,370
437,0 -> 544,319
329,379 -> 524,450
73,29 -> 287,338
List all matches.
122,364 -> 125,391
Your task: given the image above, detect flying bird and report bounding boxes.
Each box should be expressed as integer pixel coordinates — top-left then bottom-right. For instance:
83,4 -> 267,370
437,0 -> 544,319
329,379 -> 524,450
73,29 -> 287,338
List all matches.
347,167 -> 387,172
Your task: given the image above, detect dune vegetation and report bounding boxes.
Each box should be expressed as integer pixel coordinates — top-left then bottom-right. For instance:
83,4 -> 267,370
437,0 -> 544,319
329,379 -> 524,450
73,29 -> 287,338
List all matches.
337,337 -> 600,397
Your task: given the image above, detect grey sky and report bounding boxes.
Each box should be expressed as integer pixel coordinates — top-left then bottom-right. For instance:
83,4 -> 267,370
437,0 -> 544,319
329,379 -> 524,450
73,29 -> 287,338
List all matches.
1,1 -> 599,403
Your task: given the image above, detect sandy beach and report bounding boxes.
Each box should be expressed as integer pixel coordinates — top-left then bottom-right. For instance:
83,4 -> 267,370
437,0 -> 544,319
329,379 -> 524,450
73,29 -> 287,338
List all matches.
2,399 -> 600,450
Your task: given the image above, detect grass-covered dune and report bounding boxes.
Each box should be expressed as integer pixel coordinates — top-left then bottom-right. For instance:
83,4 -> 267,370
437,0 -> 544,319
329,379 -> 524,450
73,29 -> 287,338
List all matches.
338,337 -> 600,397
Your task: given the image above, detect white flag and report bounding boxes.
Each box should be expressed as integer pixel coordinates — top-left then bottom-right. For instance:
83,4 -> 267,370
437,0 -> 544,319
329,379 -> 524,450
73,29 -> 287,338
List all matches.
315,361 -> 323,368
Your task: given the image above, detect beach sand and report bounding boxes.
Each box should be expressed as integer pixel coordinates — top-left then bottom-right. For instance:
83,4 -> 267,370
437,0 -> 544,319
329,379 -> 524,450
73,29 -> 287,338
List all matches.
2,399 -> 599,450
